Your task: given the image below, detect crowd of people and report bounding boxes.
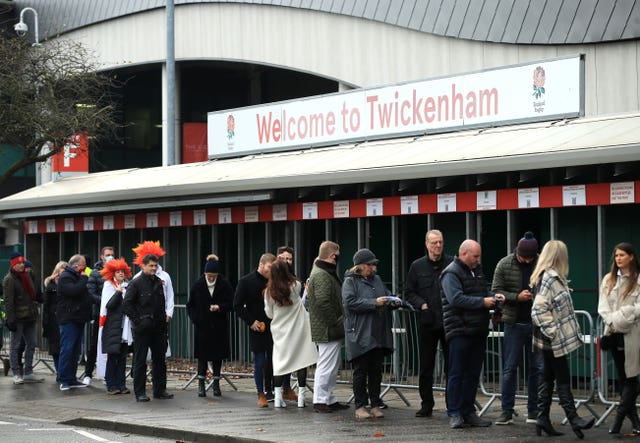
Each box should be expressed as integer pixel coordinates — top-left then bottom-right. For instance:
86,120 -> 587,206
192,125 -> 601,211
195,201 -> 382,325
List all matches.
1,233 -> 639,436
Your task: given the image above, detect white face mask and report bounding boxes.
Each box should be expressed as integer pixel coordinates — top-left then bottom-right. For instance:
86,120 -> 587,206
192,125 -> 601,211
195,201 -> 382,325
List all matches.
105,255 -> 115,263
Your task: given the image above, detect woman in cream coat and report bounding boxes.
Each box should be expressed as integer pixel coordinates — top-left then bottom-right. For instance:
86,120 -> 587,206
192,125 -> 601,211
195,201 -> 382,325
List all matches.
265,260 -> 318,408
598,242 -> 640,435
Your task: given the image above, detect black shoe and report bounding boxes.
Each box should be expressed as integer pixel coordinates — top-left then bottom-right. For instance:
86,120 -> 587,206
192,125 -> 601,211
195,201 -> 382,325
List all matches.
415,408 -> 433,417
313,403 -> 333,413
464,413 -> 492,427
495,410 -> 513,425
136,395 -> 150,402
328,402 -> 349,410
378,401 -> 388,410
198,379 -> 206,398
265,391 -> 275,402
450,416 -> 466,429
153,391 -> 174,399
212,379 -> 221,397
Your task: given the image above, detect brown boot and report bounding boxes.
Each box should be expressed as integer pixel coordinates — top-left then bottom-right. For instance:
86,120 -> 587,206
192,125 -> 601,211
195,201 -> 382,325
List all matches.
282,386 -> 298,401
257,392 -> 269,408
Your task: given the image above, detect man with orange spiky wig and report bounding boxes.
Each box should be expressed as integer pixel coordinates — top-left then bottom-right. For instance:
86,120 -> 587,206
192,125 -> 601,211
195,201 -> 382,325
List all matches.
132,241 -> 175,325
97,258 -> 133,394
123,252 -> 173,401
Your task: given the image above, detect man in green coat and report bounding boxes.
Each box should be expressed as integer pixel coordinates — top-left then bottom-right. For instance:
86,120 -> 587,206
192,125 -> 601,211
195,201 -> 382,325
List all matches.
308,240 -> 348,413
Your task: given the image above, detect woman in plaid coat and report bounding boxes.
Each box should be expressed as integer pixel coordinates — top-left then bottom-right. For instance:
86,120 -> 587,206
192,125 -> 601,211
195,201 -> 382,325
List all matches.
530,240 -> 594,439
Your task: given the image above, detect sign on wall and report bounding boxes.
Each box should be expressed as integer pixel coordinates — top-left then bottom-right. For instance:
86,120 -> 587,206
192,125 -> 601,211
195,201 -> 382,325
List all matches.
208,55 -> 583,158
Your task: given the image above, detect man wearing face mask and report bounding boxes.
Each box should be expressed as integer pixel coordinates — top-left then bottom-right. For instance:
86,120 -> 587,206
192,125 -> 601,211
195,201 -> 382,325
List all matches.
57,254 -> 91,391
84,246 -> 115,386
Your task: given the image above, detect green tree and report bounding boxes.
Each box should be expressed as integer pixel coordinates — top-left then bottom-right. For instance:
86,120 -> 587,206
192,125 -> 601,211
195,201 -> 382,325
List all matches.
0,31 -> 119,185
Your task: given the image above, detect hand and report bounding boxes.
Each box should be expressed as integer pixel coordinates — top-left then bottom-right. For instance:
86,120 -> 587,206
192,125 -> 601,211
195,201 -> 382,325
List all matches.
421,303 -> 428,310
494,294 -> 506,302
483,297 -> 497,308
166,315 -> 171,323
250,320 -> 262,332
375,296 -> 388,307
610,324 -> 616,333
210,304 -> 220,312
517,290 -> 532,302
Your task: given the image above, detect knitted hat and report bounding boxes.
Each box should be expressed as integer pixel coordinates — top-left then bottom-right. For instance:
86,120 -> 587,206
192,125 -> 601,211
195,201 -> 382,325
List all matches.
204,259 -> 219,274
352,248 -> 379,265
516,232 -> 539,259
10,251 -> 25,268
24,260 -> 33,269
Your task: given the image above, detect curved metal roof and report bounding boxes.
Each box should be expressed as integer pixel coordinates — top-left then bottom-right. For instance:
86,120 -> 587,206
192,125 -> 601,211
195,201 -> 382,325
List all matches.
8,0 -> 640,45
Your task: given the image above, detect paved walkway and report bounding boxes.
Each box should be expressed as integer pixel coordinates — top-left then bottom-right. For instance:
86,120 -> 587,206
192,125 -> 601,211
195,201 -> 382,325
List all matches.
0,365 -> 623,442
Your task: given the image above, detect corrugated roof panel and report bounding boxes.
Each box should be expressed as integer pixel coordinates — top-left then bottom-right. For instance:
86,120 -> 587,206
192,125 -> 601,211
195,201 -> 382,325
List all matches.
621,1 -> 640,40
374,0 -> 392,22
501,0 -> 528,43
433,0 -> 455,35
362,0 -> 378,19
351,0 -> 367,16
516,0 -> 545,44
421,0 -> 444,33
584,0 -> 615,42
532,0 -> 563,43
445,0 -> 471,37
459,0 -> 485,40
385,0 -> 404,24
486,0 -> 514,42
397,0 -> 416,27
407,0 -> 428,30
566,0 -> 598,43
549,0 -> 579,43
603,1 -> 633,40
473,0 -> 500,41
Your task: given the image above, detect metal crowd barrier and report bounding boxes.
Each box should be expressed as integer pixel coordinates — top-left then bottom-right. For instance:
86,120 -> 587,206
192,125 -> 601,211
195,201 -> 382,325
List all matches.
594,315 -> 622,427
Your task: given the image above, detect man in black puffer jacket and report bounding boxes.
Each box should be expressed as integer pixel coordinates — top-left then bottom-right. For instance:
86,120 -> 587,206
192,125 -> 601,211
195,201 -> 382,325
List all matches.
123,253 -> 173,402
441,240 -> 504,429
57,254 -> 91,390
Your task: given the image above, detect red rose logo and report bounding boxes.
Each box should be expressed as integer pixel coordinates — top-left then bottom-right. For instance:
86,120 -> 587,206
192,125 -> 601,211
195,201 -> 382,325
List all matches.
227,114 -> 235,140
533,66 -> 546,99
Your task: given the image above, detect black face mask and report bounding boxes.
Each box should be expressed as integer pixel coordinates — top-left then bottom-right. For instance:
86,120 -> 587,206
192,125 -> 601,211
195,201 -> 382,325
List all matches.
333,254 -> 340,264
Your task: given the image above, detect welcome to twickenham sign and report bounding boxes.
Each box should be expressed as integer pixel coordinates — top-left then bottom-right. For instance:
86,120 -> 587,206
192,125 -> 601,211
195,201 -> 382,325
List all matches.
207,55 -> 584,158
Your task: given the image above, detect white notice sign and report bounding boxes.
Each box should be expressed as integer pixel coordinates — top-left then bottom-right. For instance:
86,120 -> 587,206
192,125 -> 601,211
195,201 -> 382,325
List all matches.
401,196 -> 419,214
28,220 -> 38,234
193,209 -> 206,225
437,194 -> 456,213
46,219 -> 56,233
244,206 -> 259,223
272,204 -> 287,221
366,198 -> 383,216
218,208 -> 232,224
477,190 -> 497,211
333,200 -> 349,218
64,218 -> 74,232
610,182 -> 635,204
169,211 -> 182,226
518,188 -> 540,208
146,213 -> 158,228
562,185 -> 586,206
302,202 -> 318,220
83,217 -> 94,231
103,215 -> 114,230
124,214 -> 136,229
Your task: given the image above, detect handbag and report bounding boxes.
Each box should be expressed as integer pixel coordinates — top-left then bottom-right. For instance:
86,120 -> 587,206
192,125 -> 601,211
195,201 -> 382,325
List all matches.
600,332 -> 624,351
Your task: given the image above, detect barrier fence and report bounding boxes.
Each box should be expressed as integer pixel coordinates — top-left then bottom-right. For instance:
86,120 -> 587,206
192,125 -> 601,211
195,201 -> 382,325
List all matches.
0,305 -> 629,426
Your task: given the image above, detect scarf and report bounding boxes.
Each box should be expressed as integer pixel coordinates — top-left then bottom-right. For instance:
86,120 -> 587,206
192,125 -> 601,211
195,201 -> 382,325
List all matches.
12,269 -> 35,300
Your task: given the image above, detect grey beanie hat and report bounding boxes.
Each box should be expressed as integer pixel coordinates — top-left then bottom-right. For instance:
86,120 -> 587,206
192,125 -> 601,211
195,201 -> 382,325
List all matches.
352,248 -> 379,265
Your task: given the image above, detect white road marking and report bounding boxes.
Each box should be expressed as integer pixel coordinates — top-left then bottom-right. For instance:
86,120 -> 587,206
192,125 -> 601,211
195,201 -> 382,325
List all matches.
73,429 -> 111,441
26,428 -> 69,431
0,421 -> 14,425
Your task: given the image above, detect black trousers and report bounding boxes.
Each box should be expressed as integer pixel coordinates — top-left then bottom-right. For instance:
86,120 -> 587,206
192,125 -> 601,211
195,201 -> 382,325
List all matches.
418,326 -> 448,411
274,368 -> 307,388
84,317 -> 100,376
197,359 -> 222,378
132,330 -> 167,397
541,350 -> 570,385
352,348 -> 385,409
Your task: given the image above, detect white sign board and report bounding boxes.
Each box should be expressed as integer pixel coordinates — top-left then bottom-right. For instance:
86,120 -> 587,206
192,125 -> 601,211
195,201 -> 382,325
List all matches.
209,56 -> 583,157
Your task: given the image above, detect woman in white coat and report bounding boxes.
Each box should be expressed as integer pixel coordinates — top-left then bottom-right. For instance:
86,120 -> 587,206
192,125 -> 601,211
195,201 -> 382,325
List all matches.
598,242 -> 640,435
264,260 -> 318,408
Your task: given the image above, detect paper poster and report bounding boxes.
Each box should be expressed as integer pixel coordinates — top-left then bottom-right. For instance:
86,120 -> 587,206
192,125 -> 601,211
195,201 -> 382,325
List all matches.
272,204 -> 287,221
28,221 -> 38,234
83,217 -> 94,231
124,214 -> 136,229
518,188 -> 539,208
302,202 -> 318,219
103,215 -> 114,230
218,208 -> 232,224
46,219 -> 56,233
610,182 -> 635,204
401,196 -> 418,214
193,209 -> 206,225
333,200 -> 349,218
244,206 -> 259,223
437,193 -> 456,213
562,185 -> 586,206
146,213 -> 158,228
366,198 -> 383,216
169,211 -> 182,226
477,190 -> 497,211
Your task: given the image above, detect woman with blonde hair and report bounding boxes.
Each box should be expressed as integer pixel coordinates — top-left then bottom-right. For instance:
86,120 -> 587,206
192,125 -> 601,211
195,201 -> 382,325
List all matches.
530,240 -> 594,438
598,242 -> 640,435
43,261 -> 68,372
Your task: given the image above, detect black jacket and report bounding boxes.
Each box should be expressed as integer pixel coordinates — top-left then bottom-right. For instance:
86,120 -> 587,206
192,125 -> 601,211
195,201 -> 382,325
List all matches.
441,258 -> 491,341
123,273 -> 167,334
101,285 -> 126,354
43,280 -> 60,355
233,270 -> 272,352
56,266 -> 90,324
87,260 -> 105,318
405,254 -> 453,331
187,274 -> 234,360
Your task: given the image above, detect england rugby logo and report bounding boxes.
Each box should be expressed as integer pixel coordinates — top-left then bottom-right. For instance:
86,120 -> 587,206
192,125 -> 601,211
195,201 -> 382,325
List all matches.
532,66 -> 546,99
227,114 -> 235,140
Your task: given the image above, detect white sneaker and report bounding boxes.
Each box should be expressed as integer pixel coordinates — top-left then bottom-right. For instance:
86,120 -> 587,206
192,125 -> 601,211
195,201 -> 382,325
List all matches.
82,376 -> 92,386
13,375 -> 24,385
22,373 -> 44,383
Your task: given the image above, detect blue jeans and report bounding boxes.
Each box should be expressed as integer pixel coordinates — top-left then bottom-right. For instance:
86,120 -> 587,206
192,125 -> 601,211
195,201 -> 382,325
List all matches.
501,322 -> 543,414
447,335 -> 486,417
58,322 -> 84,384
105,342 -> 129,391
253,349 -> 273,394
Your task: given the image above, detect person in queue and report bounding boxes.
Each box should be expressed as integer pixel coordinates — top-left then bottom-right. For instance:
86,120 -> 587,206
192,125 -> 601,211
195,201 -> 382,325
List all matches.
441,240 -> 504,429
343,248 -> 394,420
187,256 -> 234,397
42,261 -> 68,373
264,260 -> 317,408
492,232 -> 542,425
123,253 -> 173,402
405,229 -> 453,417
531,240 -> 594,438
598,242 -> 640,435
234,253 -> 276,407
